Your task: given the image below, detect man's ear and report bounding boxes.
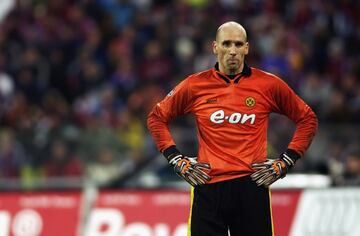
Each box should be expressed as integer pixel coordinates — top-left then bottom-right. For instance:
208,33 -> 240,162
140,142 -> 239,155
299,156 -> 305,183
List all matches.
244,42 -> 249,55
212,41 -> 218,55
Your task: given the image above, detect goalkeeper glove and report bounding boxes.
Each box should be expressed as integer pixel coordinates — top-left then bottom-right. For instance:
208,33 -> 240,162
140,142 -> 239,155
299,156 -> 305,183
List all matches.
250,149 -> 300,187
164,146 -> 211,186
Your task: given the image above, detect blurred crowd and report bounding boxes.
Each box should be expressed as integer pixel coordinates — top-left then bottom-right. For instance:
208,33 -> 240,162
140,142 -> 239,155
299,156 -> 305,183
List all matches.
0,0 -> 359,189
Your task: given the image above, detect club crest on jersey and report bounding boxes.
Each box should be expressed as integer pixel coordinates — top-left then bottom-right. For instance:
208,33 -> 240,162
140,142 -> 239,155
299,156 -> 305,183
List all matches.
210,110 -> 256,125
167,89 -> 174,97
245,97 -> 256,107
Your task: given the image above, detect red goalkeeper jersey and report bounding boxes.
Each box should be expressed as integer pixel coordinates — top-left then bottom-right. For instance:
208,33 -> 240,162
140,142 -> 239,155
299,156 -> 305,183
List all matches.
147,64 -> 318,183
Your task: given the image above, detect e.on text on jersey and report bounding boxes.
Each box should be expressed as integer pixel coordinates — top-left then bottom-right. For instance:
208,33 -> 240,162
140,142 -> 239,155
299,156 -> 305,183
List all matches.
209,109 -> 256,125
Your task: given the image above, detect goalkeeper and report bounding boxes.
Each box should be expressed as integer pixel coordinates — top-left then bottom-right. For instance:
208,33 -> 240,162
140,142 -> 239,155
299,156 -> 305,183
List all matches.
147,21 -> 318,236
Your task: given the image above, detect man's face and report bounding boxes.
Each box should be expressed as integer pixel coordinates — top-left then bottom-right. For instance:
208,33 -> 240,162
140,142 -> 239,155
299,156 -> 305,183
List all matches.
213,26 -> 249,75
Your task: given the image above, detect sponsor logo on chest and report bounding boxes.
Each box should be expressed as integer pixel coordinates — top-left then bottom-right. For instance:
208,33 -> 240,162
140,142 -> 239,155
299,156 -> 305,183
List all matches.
210,109 -> 256,125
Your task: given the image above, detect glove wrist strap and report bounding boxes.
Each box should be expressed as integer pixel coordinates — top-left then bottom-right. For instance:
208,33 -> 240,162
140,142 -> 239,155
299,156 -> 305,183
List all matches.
168,154 -> 183,166
282,149 -> 301,168
163,145 -> 182,163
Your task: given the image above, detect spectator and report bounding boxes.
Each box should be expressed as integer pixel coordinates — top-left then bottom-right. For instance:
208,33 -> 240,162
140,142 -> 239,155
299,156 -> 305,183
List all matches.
44,139 -> 83,177
299,72 -> 333,117
0,129 -> 27,178
332,149 -> 360,186
139,40 -> 173,83
342,150 -> 360,185
86,147 -> 134,187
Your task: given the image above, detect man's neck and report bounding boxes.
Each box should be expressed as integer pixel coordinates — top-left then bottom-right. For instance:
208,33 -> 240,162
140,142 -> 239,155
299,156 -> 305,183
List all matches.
219,64 -> 244,75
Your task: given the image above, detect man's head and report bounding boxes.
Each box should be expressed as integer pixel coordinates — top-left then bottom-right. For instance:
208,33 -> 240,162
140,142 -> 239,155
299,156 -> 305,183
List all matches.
346,151 -> 360,175
213,21 -> 249,75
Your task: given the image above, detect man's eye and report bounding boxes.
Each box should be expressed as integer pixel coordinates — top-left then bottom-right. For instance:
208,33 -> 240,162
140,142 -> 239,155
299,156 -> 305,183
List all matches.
235,42 -> 244,47
222,41 -> 231,47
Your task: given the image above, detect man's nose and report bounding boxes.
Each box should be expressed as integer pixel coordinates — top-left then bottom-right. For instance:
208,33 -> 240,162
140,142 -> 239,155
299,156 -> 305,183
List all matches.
229,45 -> 236,55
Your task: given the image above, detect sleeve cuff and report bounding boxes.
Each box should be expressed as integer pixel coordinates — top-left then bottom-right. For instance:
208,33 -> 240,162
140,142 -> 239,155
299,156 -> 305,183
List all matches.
286,148 -> 301,161
163,145 -> 181,160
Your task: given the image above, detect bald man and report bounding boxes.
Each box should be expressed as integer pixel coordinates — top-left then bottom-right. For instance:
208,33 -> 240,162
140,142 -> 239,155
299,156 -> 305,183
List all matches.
214,21 -> 249,75
148,21 -> 317,235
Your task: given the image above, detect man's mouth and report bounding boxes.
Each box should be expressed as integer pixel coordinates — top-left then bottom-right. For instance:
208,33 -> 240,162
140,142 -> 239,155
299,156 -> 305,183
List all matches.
227,59 -> 238,64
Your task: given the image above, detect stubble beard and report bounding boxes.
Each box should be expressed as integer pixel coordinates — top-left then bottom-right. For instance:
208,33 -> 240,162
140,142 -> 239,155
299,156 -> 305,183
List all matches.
226,64 -> 240,75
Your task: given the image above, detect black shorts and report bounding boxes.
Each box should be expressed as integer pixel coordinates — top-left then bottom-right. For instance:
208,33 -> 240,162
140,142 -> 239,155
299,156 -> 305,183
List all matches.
189,175 -> 273,236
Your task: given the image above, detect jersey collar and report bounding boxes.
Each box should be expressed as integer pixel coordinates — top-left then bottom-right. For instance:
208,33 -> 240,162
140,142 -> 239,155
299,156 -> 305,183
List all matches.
213,62 -> 252,84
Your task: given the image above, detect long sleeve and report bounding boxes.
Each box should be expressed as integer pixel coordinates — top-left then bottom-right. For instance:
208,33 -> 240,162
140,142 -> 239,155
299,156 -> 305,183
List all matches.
147,78 -> 193,152
270,78 -> 318,156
